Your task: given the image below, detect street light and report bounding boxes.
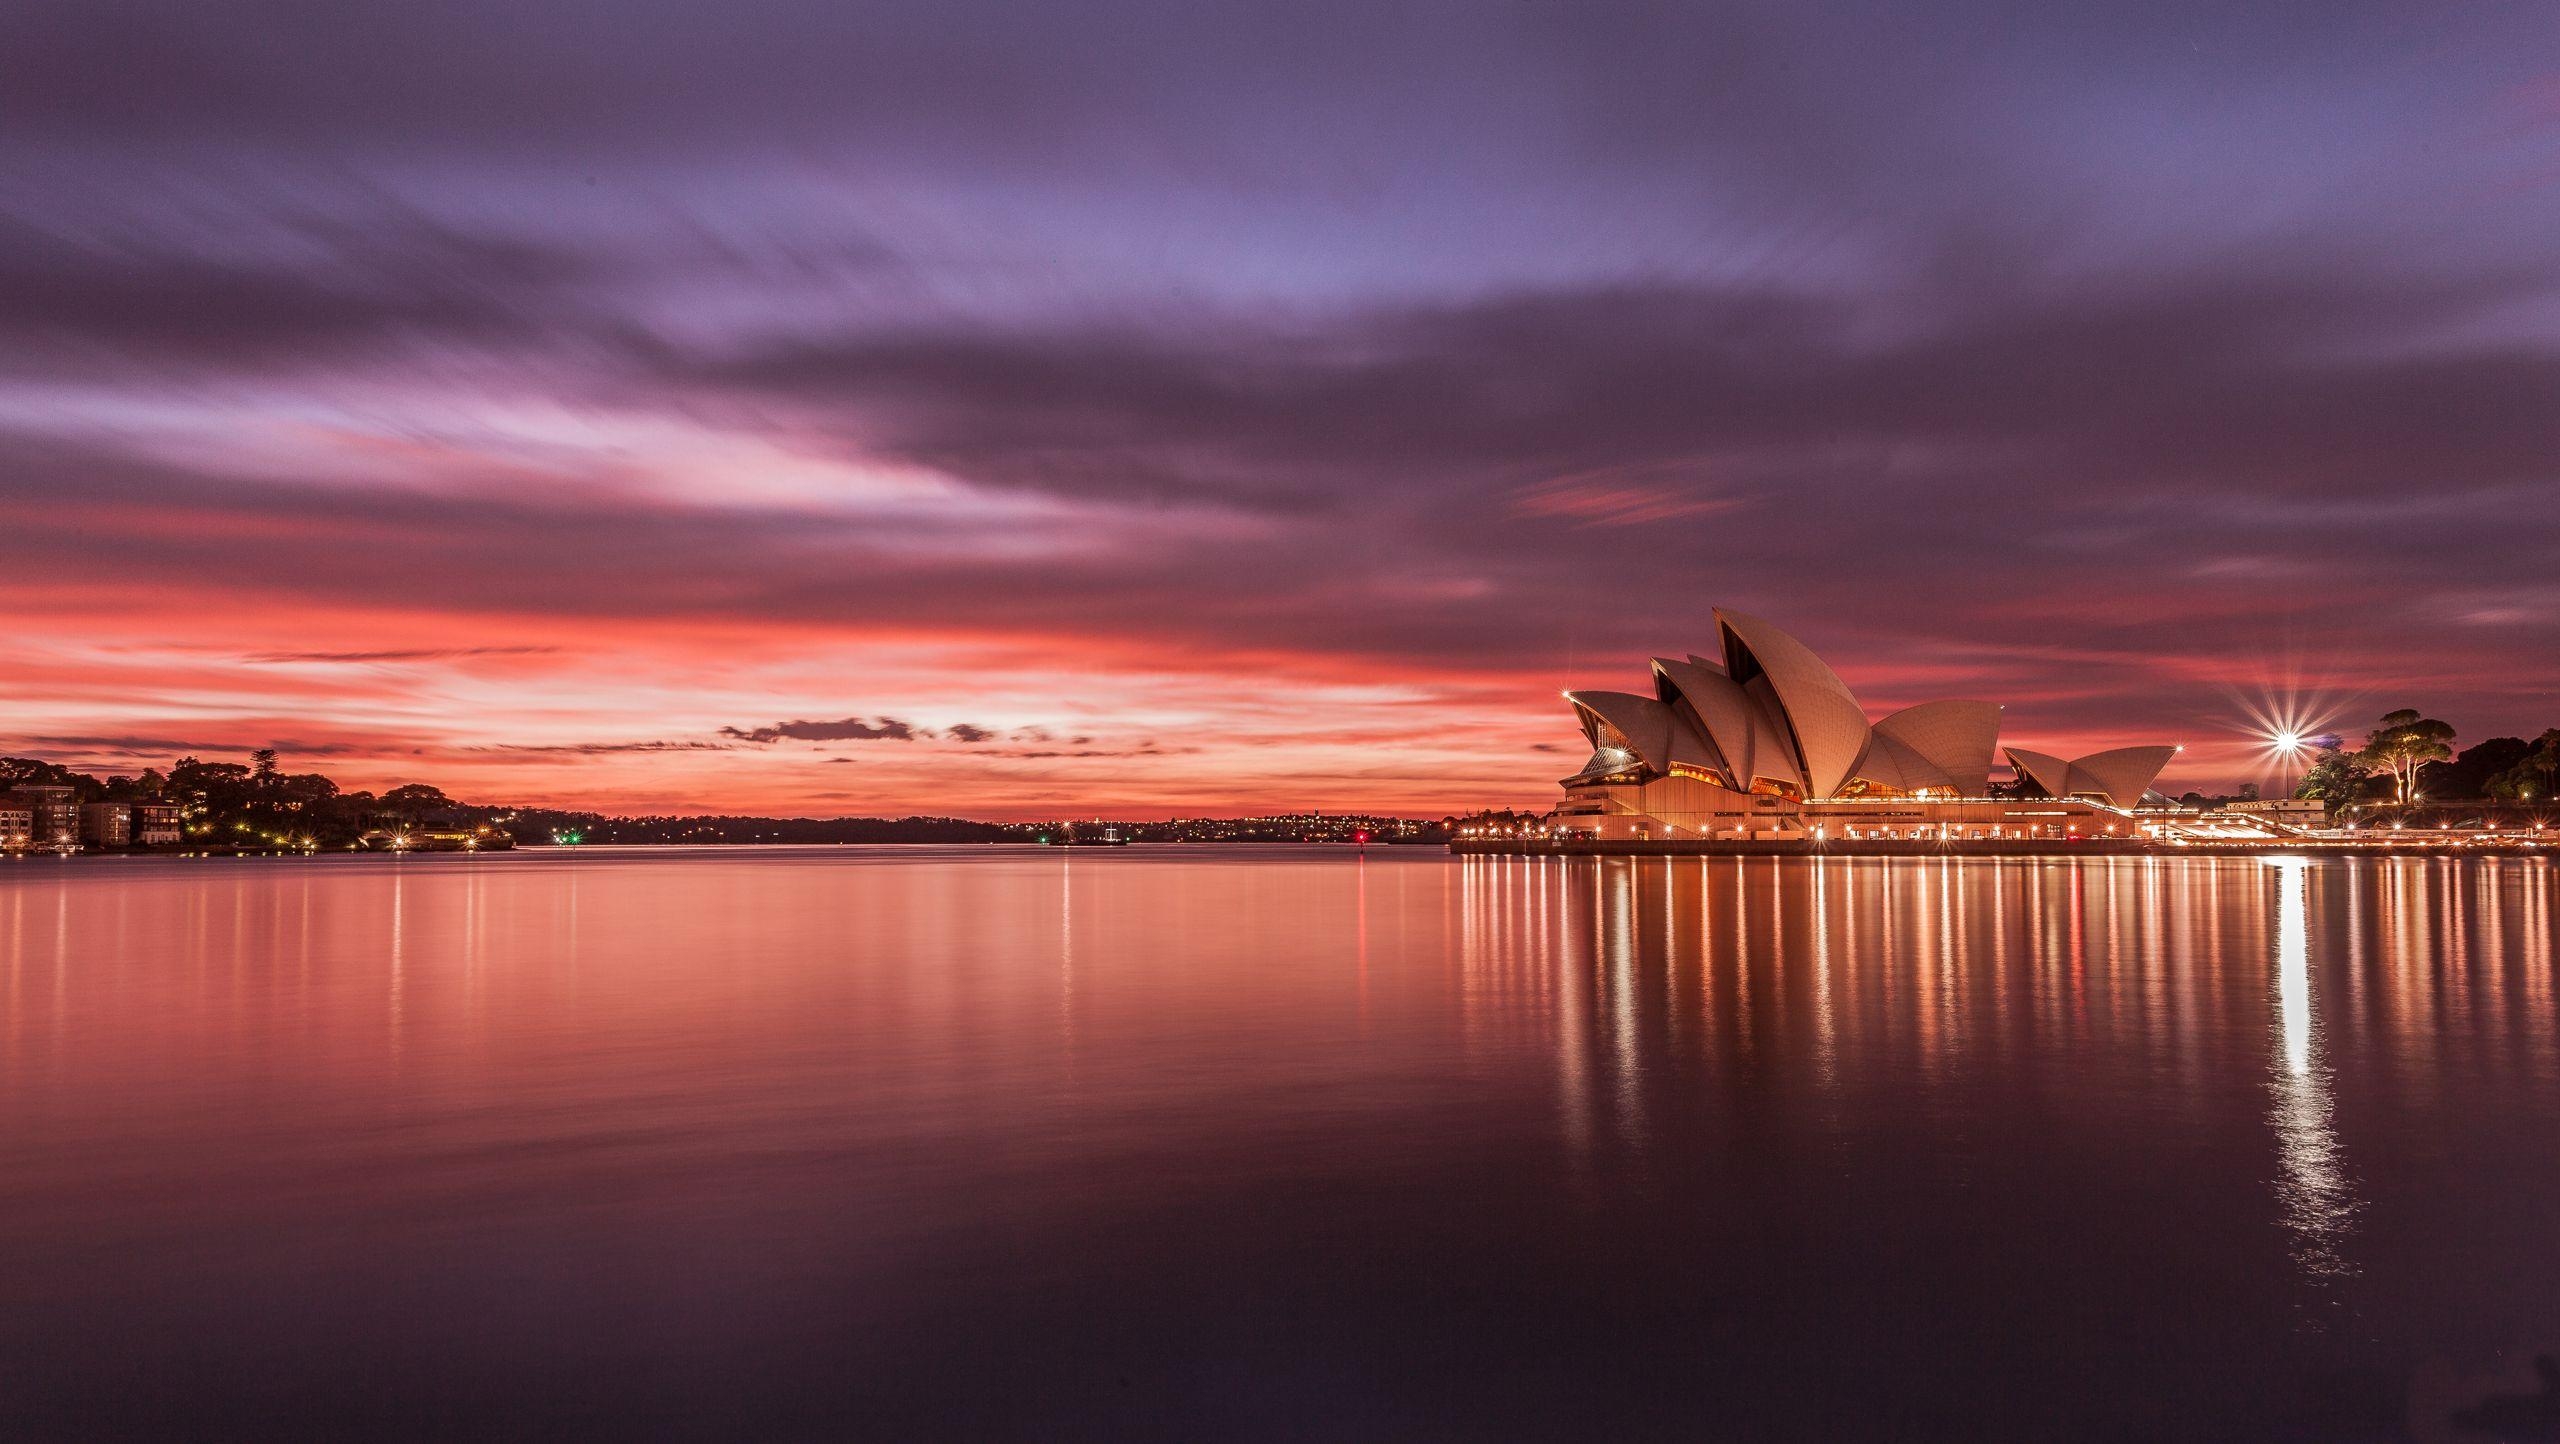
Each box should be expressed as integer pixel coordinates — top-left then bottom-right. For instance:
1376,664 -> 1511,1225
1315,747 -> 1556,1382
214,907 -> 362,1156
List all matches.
2267,729 -> 2308,798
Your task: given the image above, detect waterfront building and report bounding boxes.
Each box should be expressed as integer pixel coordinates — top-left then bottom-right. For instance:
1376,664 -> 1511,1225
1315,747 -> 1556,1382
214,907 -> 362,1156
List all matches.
131,799 -> 183,845
3,785 -> 82,852
0,802 -> 31,852
1550,609 -> 2178,841
79,802 -> 132,848
2002,746 -> 2182,809
358,824 -> 514,851
2225,798 -> 2325,823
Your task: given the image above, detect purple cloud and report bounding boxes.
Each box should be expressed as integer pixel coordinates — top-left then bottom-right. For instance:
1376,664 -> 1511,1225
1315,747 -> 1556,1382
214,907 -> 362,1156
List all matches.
720,718 -> 923,744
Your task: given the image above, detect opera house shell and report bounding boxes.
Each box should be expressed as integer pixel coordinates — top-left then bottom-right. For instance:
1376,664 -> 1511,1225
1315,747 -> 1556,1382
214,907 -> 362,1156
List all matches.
1552,609 -> 2175,840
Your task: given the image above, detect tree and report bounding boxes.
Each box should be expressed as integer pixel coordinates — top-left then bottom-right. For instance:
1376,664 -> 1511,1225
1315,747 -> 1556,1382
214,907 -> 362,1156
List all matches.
251,749 -> 279,787
2490,729 -> 2560,802
0,757 -> 78,789
2419,736 -> 2530,801
169,757 -> 251,790
168,757 -> 254,811
279,773 -> 339,803
379,783 -> 452,811
2357,709 -> 2456,805
2296,742 -> 2372,804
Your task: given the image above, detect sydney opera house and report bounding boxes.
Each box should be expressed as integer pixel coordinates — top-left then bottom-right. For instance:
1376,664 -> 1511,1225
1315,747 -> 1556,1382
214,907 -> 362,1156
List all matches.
1548,609 -> 2177,841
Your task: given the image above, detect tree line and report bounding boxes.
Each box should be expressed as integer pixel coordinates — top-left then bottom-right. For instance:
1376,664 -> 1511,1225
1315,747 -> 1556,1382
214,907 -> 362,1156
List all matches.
2295,713 -> 2560,807
3,750 -> 480,849
3,749 -> 1434,848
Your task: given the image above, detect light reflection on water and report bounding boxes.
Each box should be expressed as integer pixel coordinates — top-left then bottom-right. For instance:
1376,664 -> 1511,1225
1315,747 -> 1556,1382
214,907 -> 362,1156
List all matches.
1,848 -> 2556,1439
2267,856 -> 2357,1301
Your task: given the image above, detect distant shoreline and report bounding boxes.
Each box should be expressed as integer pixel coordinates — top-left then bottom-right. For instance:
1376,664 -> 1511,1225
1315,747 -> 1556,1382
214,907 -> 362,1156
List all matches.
2,838 -> 1430,861
9,838 -> 2553,866
1453,837 -> 2556,859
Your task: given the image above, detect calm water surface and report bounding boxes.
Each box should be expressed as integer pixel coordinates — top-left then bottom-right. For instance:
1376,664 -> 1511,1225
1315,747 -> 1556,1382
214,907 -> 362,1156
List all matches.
4,847 -> 2558,1440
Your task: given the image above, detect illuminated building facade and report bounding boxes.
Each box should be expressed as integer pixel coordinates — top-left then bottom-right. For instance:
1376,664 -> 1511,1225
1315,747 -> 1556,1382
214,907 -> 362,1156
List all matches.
79,802 -> 132,848
3,784 -> 83,852
131,799 -> 184,845
1549,609 -> 2177,841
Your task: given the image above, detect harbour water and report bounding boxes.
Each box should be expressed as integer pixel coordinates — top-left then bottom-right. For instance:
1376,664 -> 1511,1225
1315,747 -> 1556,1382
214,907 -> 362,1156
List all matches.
3,848 -> 2556,1439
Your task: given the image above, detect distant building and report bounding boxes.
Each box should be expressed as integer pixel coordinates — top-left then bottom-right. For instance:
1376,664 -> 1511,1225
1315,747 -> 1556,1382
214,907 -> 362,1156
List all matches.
0,802 -> 32,851
4,785 -> 81,852
80,803 -> 132,848
360,825 -> 514,852
2227,798 -> 2325,822
1550,609 -> 2178,841
131,799 -> 184,845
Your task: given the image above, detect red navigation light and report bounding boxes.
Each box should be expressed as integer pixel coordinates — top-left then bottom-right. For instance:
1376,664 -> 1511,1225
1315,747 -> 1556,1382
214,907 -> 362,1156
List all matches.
1353,830 -> 1371,845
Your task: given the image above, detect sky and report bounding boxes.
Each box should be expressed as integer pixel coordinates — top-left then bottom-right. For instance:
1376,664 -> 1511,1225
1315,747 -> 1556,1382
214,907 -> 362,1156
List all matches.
4,0 -> 2556,818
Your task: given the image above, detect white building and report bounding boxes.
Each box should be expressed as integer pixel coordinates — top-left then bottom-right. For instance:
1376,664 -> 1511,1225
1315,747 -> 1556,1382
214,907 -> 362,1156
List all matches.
132,799 -> 184,845
2226,798 -> 2325,822
1550,608 -> 2179,841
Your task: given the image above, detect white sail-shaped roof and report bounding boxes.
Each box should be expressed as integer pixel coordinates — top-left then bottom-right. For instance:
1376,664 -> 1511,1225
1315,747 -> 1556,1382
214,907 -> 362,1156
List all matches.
1854,731 -> 1954,794
1871,700 -> 2002,795
1691,653 -> 1804,792
1660,706 -> 1724,777
1567,690 -> 1719,780
2064,746 -> 2176,808
1714,608 -> 1872,799
2004,745 -> 2175,808
1669,654 -> 1803,793
2004,748 -> 2074,798
1569,691 -> 1673,768
1558,610 -> 2173,812
1649,658 -> 1737,786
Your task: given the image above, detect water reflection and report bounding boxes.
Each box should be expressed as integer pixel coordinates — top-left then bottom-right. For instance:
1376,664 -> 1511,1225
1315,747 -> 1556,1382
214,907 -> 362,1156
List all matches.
1452,853 -> 2444,1300
2265,857 -> 2358,1300
2,850 -> 2556,1439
